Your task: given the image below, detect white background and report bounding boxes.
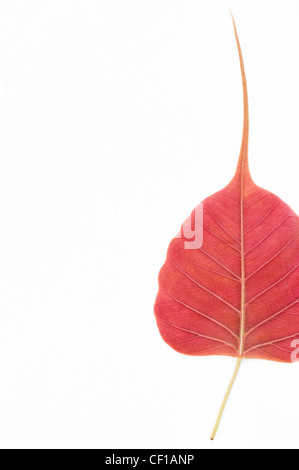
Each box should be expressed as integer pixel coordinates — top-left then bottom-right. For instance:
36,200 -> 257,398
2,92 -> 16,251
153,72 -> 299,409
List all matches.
0,0 -> 299,450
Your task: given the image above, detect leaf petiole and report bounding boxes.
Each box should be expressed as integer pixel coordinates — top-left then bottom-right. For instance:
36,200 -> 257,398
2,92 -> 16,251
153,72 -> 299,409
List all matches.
210,357 -> 242,440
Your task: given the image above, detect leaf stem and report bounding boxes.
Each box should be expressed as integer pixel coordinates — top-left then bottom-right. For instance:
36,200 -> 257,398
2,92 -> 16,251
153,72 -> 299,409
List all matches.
210,357 -> 242,440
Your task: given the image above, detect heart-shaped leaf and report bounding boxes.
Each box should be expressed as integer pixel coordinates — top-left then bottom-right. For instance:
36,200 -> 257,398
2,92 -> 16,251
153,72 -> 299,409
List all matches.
154,15 -> 299,439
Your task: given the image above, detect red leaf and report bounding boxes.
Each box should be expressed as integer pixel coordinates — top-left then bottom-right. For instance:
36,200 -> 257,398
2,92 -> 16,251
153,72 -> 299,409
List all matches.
154,15 -> 299,439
